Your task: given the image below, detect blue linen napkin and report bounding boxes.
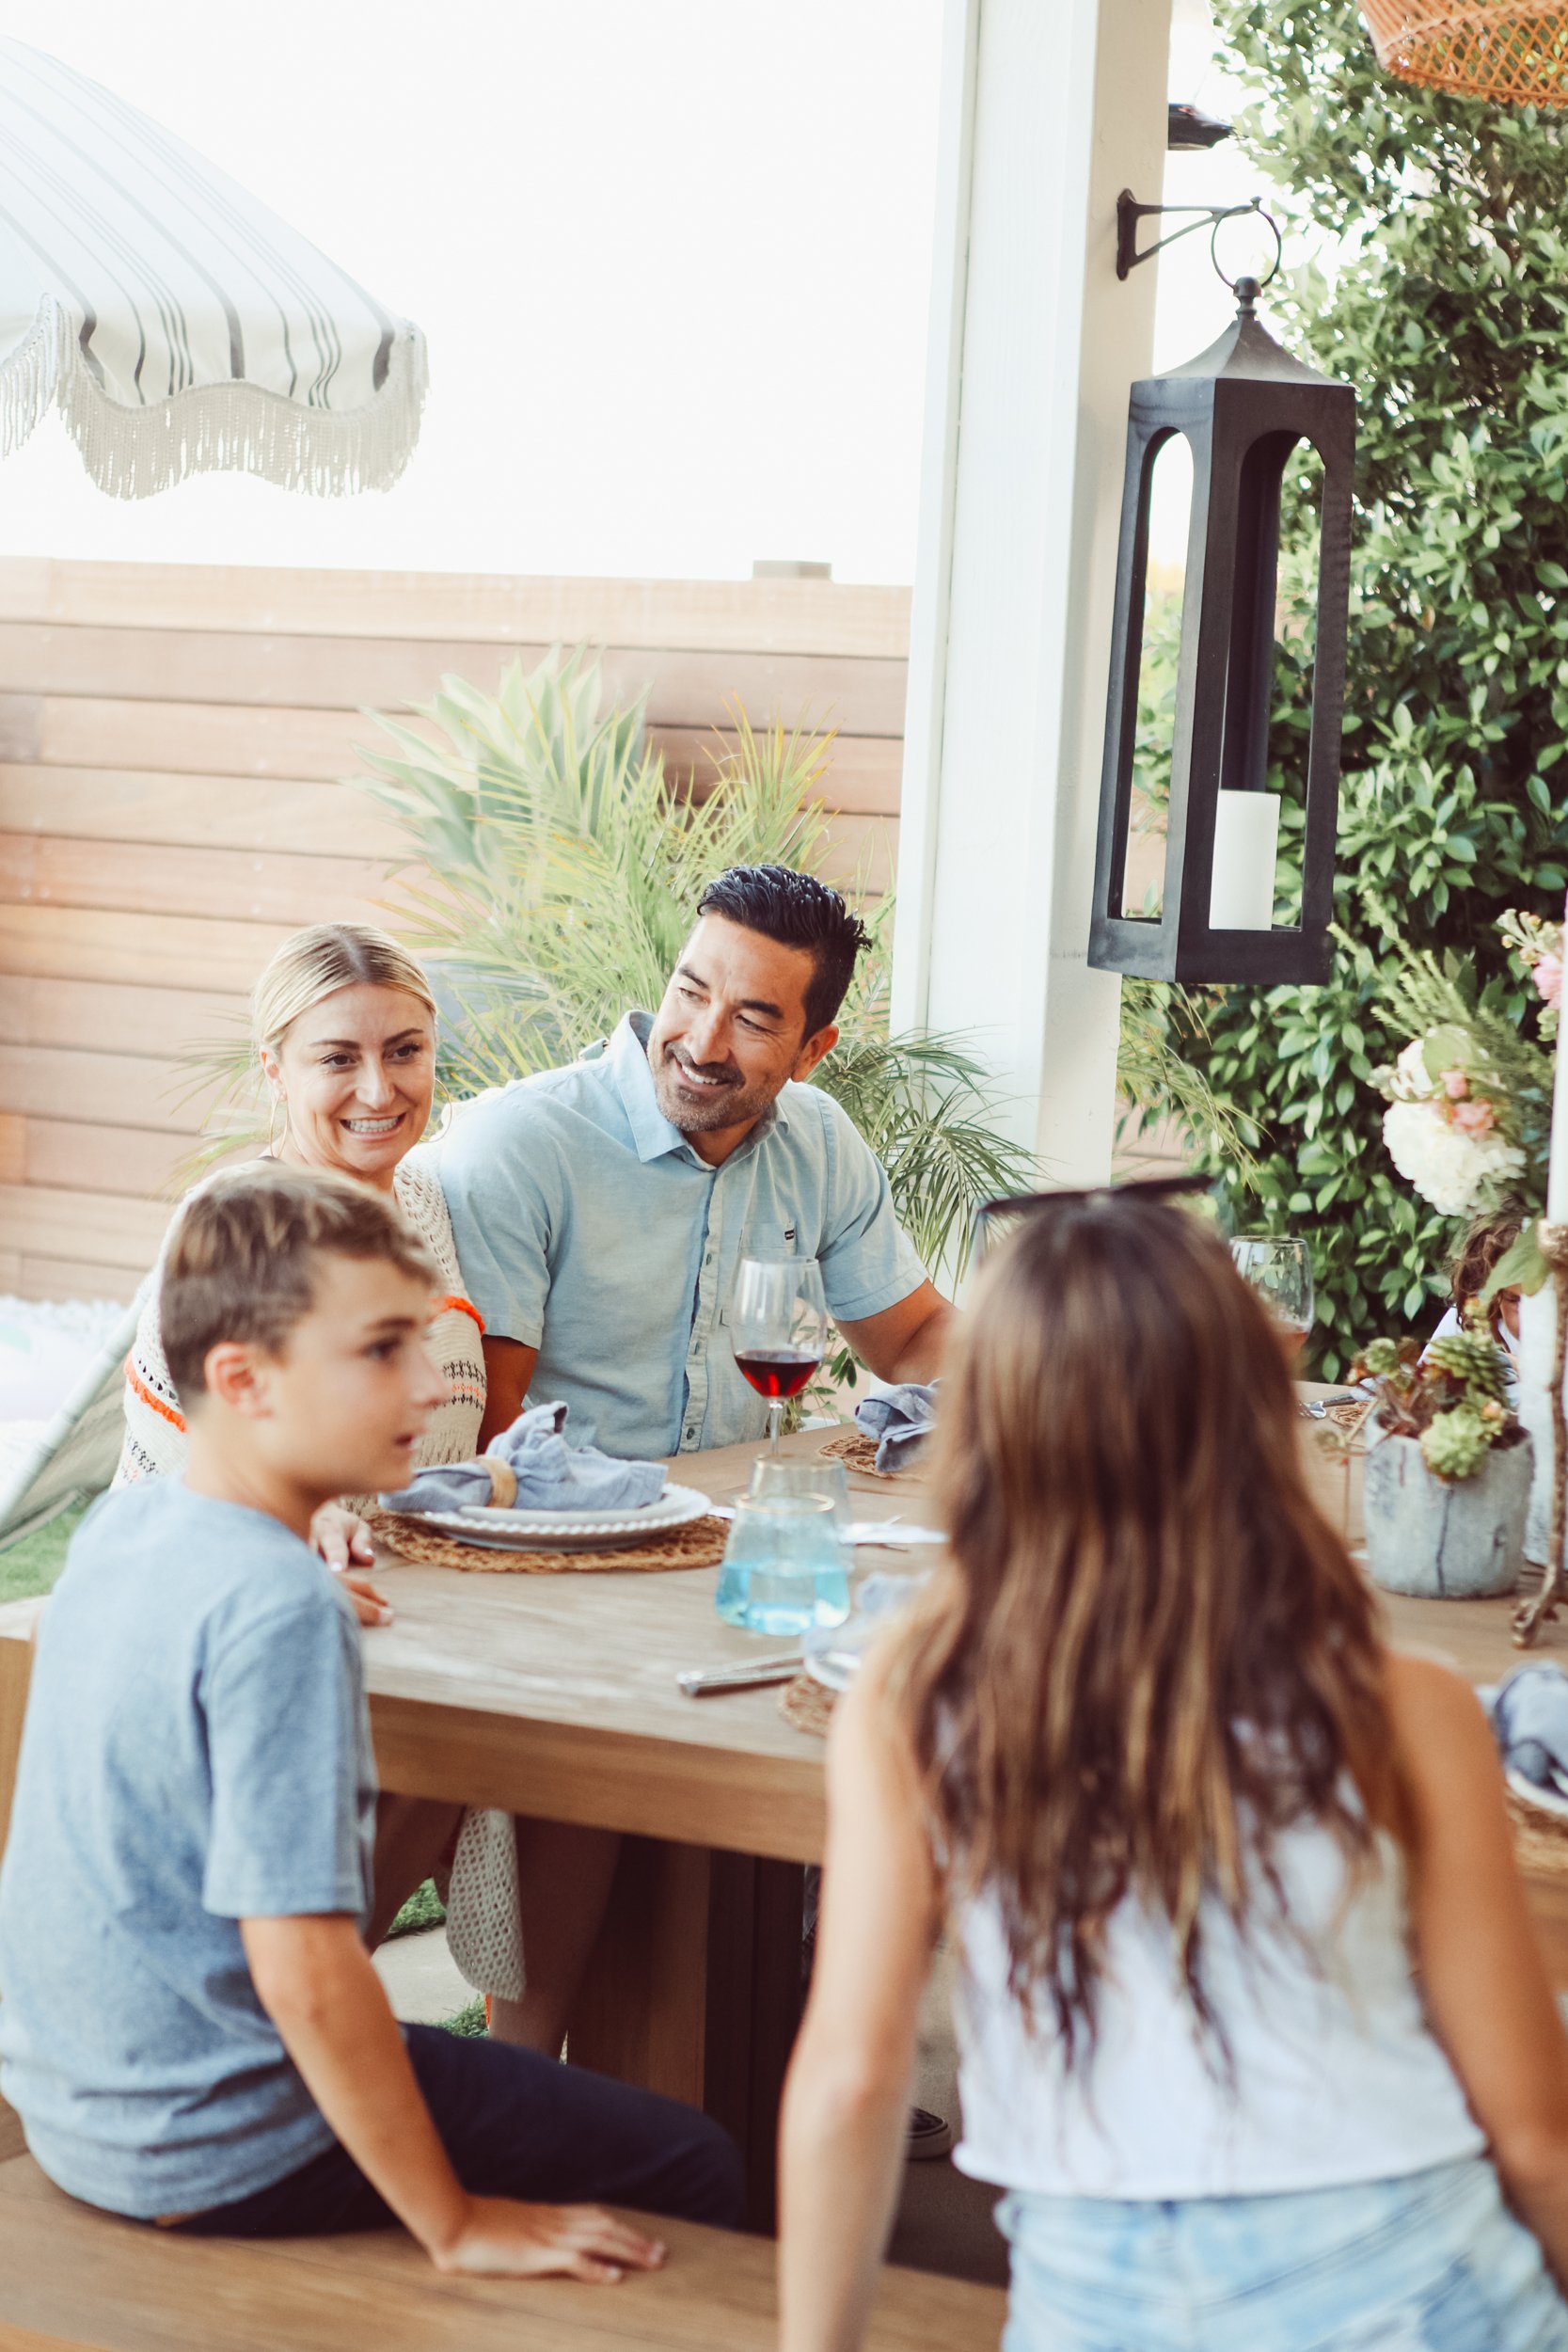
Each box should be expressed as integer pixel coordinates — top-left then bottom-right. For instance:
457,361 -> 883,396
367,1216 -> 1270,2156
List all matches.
855,1383 -> 938,1474
379,1401 -> 667,1517
1481,1661 -> 1568,1799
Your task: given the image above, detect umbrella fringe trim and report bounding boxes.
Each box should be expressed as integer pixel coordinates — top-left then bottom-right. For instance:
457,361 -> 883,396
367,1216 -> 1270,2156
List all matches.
49,321 -> 428,501
0,294 -> 65,464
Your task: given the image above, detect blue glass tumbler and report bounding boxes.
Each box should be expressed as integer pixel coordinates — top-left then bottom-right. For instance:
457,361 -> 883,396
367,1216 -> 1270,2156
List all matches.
715,1495 -> 851,1637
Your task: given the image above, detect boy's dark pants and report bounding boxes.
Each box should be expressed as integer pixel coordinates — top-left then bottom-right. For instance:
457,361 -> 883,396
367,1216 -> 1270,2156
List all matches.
169,2026 -> 744,2237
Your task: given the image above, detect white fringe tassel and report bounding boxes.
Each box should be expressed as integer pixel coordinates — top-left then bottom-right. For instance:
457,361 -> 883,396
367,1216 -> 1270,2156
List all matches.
0,299 -> 428,501
0,294 -> 64,463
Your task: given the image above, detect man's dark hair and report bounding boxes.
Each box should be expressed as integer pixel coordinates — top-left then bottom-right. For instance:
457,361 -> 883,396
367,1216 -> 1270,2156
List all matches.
696,864 -> 869,1036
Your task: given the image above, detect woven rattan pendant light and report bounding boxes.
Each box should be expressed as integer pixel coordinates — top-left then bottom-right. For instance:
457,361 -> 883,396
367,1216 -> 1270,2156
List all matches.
1361,1 -> 1568,104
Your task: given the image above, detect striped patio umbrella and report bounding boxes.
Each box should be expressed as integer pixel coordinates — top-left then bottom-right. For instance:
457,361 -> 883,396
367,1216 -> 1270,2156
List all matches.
0,34 -> 426,500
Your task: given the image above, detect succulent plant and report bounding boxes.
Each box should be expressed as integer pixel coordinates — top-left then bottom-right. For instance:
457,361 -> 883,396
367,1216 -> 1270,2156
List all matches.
1423,1328 -> 1510,1403
1419,1407 -> 1493,1484
1355,1310 -> 1521,1482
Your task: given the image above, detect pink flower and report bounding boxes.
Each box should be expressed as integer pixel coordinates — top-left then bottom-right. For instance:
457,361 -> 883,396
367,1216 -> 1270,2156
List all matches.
1535,951 -> 1563,1009
1451,1097 -> 1497,1138
1441,1070 -> 1469,1100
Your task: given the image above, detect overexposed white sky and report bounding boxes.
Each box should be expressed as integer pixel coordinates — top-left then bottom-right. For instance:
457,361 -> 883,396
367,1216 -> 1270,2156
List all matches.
0,0 -> 946,580
0,0 -> 1249,583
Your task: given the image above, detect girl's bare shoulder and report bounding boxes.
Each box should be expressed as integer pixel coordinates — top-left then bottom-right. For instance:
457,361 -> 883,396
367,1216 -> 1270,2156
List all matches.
1383,1646 -> 1502,1809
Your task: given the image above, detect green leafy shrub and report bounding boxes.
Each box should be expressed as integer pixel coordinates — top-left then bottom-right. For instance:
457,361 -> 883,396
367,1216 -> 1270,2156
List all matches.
1137,0 -> 1568,1375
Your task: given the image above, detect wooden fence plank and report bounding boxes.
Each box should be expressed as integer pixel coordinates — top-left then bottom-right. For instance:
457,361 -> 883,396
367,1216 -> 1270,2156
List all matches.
0,836 -> 392,927
0,1044 -> 210,1135
0,975 -> 246,1058
0,770 -> 406,859
27,699 -> 906,803
23,1119 -> 198,1199
655,729 -> 902,811
0,627 -> 908,737
37,698 -> 389,780
14,1254 -> 141,1304
0,1184 -> 171,1270
0,560 -> 913,660
0,745 -> 896,853
0,907 -> 296,993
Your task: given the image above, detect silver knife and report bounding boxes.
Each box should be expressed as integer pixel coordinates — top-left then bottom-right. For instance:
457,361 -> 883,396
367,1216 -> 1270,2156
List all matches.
677,1654 -> 803,1696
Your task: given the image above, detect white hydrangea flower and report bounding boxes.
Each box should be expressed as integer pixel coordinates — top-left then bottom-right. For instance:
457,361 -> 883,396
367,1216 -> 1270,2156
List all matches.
1390,1038 -> 1439,1101
1382,1100 -> 1526,1218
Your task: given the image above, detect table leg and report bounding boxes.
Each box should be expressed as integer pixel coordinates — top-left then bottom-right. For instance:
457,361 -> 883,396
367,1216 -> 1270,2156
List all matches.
0,1629 -> 33,1871
568,1836 -> 805,2232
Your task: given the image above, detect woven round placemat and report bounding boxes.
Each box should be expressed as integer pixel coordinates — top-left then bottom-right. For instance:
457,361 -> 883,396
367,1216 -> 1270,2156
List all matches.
780,1672 -> 837,1737
368,1509 -> 730,1576
1508,1784 -> 1568,1882
819,1431 -> 899,1480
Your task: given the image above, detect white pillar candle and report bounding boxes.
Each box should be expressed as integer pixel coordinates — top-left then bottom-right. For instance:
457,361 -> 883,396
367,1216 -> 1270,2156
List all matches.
1209,788 -> 1281,931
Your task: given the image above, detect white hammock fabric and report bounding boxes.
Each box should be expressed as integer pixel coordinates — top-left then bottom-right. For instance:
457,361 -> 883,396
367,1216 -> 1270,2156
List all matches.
0,36 -> 426,500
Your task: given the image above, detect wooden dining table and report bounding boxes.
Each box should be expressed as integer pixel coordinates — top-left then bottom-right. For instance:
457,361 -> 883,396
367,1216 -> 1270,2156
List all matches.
1,1401 -> 1566,2231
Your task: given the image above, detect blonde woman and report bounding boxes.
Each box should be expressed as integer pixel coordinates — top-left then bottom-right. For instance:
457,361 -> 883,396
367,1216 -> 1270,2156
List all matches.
116,924 -> 527,2019
781,1193 -> 1568,2352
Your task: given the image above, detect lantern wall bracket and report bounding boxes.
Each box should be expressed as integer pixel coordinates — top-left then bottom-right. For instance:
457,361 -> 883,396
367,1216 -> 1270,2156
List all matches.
1116,190 -> 1281,284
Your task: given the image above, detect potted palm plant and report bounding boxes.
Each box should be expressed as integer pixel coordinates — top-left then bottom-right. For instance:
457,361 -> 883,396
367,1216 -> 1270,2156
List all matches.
1355,1326 -> 1532,1599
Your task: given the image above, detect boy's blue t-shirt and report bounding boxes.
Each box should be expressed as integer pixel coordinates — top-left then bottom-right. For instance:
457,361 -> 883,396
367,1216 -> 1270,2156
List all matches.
0,1480 -> 377,2218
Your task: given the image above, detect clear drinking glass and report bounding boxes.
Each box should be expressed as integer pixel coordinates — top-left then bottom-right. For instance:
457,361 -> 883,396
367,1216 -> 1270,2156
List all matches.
715,1496 -> 851,1635
747,1455 -> 853,1534
1230,1233 -> 1315,1364
729,1255 -> 828,1454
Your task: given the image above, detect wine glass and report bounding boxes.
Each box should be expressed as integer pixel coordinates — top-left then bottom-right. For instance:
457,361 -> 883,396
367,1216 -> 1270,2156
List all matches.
1230,1234 -> 1314,1364
730,1256 -> 828,1454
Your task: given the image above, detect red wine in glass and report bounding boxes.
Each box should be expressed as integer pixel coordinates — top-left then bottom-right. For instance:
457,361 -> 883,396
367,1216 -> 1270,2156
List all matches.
730,1256 -> 829,1454
735,1350 -> 821,1402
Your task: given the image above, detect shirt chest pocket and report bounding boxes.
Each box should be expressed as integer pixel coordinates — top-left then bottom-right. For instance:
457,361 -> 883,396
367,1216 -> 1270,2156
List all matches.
739,1216 -> 804,1259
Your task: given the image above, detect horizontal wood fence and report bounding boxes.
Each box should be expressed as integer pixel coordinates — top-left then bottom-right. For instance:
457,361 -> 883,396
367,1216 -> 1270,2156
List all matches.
0,561 -> 910,1301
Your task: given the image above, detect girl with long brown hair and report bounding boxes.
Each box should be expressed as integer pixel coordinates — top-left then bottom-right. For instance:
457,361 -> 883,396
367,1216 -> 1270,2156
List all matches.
779,1192 -> 1568,2350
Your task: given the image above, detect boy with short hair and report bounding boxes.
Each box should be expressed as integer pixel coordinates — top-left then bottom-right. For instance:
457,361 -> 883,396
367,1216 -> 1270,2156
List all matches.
0,1165 -> 739,2272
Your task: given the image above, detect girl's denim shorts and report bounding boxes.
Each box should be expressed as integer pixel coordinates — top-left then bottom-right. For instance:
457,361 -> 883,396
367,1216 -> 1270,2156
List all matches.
997,2153 -> 1568,2352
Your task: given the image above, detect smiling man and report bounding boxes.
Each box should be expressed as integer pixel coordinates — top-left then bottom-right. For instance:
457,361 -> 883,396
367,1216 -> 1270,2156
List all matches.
436,865 -> 952,1460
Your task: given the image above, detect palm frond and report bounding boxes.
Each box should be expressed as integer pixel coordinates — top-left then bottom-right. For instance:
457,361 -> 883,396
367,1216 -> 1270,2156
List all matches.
1117,977 -> 1259,1180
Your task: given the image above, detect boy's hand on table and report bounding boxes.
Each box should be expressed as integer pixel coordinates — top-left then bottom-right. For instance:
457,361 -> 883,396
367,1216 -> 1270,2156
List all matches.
309,1502 -> 392,1627
432,2197 -> 666,2283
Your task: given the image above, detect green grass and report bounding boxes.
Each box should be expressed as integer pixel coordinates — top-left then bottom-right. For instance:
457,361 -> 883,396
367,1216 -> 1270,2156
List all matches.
0,1502 -> 89,1606
441,1996 -> 487,2038
386,1878 -> 447,1941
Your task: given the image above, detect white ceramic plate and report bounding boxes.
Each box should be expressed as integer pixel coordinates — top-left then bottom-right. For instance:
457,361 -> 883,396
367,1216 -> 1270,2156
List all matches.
408,1482 -> 713,1554
1507,1766 -> 1568,1820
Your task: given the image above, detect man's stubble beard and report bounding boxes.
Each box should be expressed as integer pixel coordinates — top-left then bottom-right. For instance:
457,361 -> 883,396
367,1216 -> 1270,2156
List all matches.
650,1047 -> 777,1137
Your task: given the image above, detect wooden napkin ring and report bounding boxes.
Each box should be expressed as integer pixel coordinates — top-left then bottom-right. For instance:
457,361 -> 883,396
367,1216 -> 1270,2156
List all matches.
480,1455 -> 518,1510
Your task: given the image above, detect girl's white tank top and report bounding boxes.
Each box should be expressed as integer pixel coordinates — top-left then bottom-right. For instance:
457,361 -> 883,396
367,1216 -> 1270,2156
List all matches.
953,1816 -> 1485,2201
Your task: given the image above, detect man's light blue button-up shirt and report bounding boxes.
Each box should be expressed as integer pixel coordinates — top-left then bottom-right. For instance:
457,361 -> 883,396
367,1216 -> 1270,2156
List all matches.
432,1011 -> 927,1459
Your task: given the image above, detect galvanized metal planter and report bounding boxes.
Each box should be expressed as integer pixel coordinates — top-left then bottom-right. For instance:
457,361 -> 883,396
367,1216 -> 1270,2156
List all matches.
1363,1427 -> 1533,1600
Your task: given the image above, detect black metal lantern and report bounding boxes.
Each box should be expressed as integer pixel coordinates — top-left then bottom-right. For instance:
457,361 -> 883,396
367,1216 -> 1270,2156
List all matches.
1087,275 -> 1354,985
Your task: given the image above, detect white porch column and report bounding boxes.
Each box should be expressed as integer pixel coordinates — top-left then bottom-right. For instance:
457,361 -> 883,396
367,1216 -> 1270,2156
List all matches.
892,0 -> 1174,1183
